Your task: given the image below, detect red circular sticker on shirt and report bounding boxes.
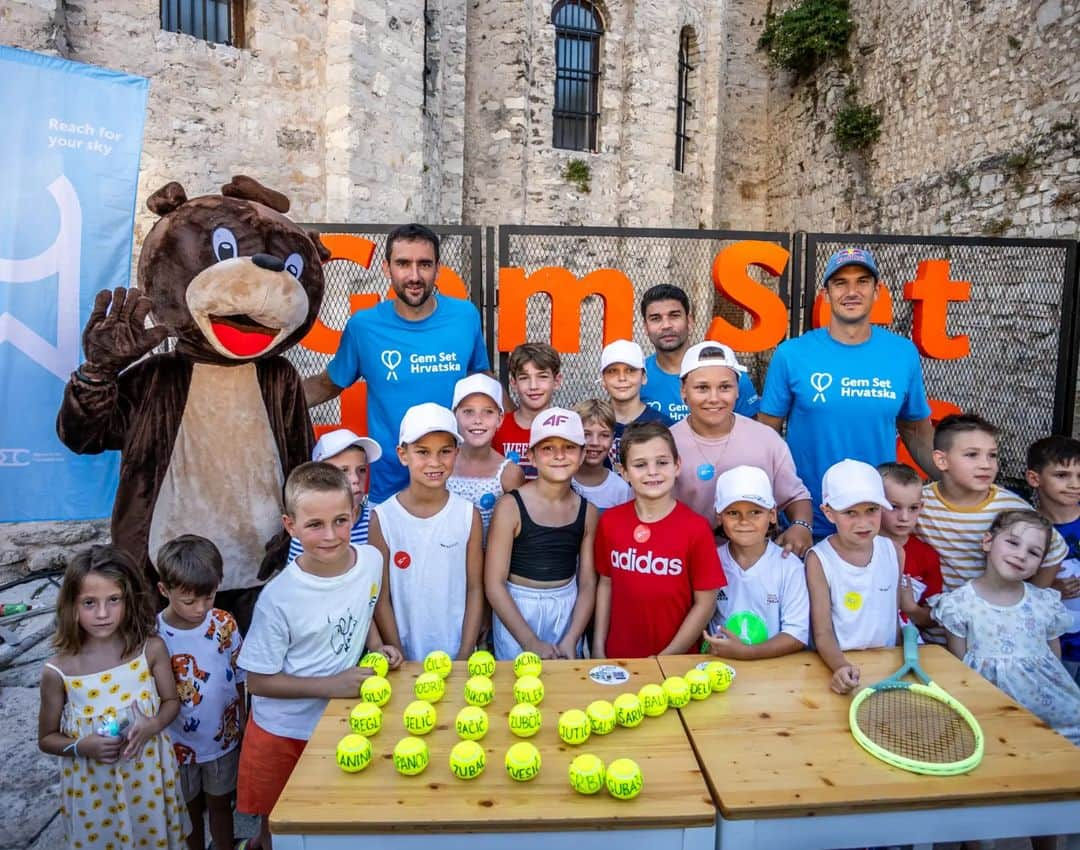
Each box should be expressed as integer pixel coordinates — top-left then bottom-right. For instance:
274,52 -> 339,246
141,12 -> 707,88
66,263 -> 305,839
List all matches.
633,524 -> 651,543
393,551 -> 412,569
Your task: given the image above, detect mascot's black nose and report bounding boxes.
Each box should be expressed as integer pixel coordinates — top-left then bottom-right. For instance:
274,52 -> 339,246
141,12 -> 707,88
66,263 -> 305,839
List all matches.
252,253 -> 285,272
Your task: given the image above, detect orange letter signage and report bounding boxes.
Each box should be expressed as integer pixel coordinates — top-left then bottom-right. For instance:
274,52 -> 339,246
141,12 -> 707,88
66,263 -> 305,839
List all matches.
706,241 -> 791,352
904,259 -> 971,359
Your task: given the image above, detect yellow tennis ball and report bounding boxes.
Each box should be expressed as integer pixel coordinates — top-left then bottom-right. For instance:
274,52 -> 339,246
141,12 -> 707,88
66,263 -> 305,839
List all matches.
360,675 -> 392,706
423,650 -> 453,680
414,671 -> 446,703
684,668 -> 712,700
505,741 -> 542,781
449,740 -> 486,780
467,650 -> 496,678
613,693 -> 644,728
662,676 -> 691,708
606,757 -> 643,800
335,733 -> 373,773
403,700 -> 437,736
464,674 -> 495,707
455,705 -> 489,741
704,661 -> 735,692
557,708 -> 591,745
568,753 -> 606,795
586,699 -> 616,735
348,702 -> 383,737
358,651 -> 389,678
638,683 -> 668,717
508,702 -> 542,738
393,736 -> 429,776
513,674 -> 545,705
513,650 -> 543,678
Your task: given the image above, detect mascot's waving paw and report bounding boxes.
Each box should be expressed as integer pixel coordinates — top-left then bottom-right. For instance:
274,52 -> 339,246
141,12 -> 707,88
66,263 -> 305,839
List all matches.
80,287 -> 168,380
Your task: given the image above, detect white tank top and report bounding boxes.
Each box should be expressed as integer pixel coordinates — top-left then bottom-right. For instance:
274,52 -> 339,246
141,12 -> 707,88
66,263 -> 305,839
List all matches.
375,492 -> 475,660
811,535 -> 899,651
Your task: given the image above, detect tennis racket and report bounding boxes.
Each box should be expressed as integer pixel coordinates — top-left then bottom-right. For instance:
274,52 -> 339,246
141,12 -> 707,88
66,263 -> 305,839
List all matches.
849,623 -> 984,776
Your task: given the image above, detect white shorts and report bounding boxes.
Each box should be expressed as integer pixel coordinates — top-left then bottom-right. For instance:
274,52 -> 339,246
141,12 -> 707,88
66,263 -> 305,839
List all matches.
493,579 -> 578,660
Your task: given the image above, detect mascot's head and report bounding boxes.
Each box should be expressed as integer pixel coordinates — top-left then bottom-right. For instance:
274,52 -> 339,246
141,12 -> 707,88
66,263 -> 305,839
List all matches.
137,175 -> 328,363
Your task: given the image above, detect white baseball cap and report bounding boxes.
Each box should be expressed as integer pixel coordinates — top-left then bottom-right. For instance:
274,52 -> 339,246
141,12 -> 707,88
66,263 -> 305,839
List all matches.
600,339 -> 645,374
398,402 -> 463,446
714,465 -> 776,513
312,428 -> 383,464
529,407 -> 586,448
452,373 -> 504,412
679,341 -> 747,378
821,458 -> 892,510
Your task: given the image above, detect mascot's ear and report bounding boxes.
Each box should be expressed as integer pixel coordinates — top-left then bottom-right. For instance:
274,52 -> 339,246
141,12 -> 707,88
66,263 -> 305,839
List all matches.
222,175 -> 290,214
308,230 -> 331,263
147,182 -> 188,215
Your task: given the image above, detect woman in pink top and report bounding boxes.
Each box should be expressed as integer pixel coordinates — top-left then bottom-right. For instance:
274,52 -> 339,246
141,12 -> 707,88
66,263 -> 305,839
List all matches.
670,342 -> 814,557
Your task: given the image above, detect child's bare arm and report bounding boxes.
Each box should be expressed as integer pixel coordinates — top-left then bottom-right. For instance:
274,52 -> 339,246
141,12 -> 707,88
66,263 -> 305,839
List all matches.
368,513 -> 403,653
703,627 -> 804,660
246,667 -> 370,700
123,636 -> 180,759
1049,637 -> 1062,659
592,575 -> 612,659
944,630 -> 967,659
364,621 -> 403,669
1033,562 -> 1060,589
456,508 -> 486,659
659,588 -> 716,655
806,551 -> 859,693
557,503 -> 599,659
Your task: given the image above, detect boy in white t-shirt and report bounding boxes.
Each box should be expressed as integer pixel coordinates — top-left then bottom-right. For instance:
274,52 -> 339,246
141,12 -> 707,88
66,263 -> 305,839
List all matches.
571,398 -> 633,512
369,402 -> 485,661
805,459 -> 905,695
237,463 -> 401,850
703,465 -> 809,660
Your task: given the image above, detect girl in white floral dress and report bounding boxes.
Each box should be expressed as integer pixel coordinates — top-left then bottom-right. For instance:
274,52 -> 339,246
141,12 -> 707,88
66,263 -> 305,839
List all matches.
39,546 -> 190,850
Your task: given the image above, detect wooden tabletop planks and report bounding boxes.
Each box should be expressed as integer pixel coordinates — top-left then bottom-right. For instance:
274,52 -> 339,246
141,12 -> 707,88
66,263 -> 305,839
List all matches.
657,647 -> 1080,820
271,657 -> 715,835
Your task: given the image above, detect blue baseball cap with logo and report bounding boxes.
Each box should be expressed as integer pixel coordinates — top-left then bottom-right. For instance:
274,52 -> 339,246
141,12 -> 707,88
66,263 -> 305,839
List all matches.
821,247 -> 880,287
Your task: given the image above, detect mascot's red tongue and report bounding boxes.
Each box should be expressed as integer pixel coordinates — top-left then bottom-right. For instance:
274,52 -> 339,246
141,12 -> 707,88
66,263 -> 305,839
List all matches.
211,322 -> 275,357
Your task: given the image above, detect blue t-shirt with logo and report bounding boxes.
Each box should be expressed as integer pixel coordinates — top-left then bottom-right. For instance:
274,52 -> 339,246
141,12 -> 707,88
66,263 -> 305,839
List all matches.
759,327 -> 930,537
328,297 -> 489,503
641,354 -> 760,422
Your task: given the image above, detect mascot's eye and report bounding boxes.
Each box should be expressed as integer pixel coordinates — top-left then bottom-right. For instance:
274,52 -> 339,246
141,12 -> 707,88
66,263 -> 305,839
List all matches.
212,227 -> 239,262
284,252 -> 304,278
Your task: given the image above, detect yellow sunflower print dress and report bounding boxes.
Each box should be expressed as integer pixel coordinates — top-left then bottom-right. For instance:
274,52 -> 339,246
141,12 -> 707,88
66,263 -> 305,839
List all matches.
45,649 -> 190,850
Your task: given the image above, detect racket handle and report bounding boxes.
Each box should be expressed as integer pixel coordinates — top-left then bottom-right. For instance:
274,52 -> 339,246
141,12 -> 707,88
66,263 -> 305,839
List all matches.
901,623 -> 920,664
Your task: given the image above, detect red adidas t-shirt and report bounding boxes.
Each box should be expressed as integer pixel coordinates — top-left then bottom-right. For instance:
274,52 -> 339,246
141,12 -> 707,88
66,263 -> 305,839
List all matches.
493,416 -> 536,479
594,500 -> 726,658
903,535 -> 943,602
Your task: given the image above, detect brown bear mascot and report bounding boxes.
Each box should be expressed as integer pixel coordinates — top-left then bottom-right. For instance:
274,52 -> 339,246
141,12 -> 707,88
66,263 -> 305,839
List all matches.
57,176 -> 328,631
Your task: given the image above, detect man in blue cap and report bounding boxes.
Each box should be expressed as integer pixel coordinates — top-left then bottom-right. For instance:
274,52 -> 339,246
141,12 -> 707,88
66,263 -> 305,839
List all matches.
757,247 -> 935,540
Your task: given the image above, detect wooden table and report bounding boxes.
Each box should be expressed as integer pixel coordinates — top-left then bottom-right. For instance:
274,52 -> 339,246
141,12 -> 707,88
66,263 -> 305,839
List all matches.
271,657 -> 716,849
658,648 -> 1080,850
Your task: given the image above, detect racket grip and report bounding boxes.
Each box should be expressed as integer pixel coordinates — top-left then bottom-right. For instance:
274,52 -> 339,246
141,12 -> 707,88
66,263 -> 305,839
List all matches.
901,623 -> 919,665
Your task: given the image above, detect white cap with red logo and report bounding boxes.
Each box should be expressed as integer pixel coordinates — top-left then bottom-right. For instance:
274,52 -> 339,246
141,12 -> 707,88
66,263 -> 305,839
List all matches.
529,407 -> 586,448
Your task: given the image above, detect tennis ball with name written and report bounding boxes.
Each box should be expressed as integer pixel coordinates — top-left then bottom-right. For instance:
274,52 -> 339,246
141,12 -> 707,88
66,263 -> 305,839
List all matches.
513,674 -> 545,705
568,753 -> 606,795
348,702 -> 382,737
684,668 -> 712,700
455,706 -> 489,741
606,758 -> 644,800
638,683 -> 668,717
403,700 -> 437,736
358,651 -> 389,678
662,676 -> 691,708
423,650 -> 453,679
467,649 -> 496,678
557,709 -> 591,745
414,672 -> 446,703
508,702 -> 542,738
505,741 -> 542,782
335,733 -> 373,773
360,675 -> 392,706
393,736 -> 429,776
586,700 -> 616,735
513,650 -> 543,678
449,740 -> 486,780
704,661 -> 735,692
464,675 -> 495,707
614,693 -> 644,728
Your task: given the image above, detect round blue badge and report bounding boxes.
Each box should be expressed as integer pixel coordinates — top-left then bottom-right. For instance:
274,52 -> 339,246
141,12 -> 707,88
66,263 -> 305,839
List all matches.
480,493 -> 496,509
507,451 -> 521,463
696,463 -> 715,481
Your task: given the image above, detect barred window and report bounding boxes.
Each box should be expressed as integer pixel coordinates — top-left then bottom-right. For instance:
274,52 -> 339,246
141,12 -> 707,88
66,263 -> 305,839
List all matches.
675,27 -> 695,172
552,0 -> 604,152
161,0 -> 245,47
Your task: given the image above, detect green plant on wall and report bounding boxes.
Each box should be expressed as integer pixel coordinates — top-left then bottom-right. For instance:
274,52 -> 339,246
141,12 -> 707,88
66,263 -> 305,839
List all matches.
564,158 -> 591,194
834,103 -> 882,152
758,0 -> 854,78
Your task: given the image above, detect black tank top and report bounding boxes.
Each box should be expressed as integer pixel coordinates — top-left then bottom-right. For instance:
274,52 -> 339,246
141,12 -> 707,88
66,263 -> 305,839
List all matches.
507,489 -> 587,583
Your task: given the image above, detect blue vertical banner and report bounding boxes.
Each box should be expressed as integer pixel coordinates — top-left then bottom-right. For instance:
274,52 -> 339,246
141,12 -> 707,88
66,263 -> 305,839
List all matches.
0,47 -> 148,521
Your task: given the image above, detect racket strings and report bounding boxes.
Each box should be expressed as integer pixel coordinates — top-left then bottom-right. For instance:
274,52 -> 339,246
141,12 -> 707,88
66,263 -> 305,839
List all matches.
856,688 -> 978,764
